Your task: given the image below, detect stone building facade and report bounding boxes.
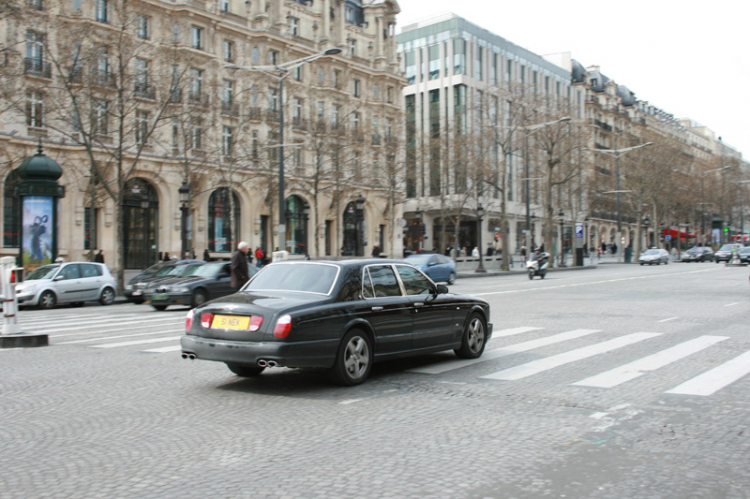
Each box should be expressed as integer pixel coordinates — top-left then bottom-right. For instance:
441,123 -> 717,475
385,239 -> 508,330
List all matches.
1,0 -> 404,274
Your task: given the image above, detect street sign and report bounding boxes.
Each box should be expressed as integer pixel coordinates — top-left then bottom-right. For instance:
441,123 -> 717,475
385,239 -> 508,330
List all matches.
575,223 -> 583,239
665,235 -> 671,241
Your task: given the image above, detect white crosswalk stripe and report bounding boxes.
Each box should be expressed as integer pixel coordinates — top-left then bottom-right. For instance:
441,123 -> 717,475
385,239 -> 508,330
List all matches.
573,335 -> 728,388
665,350 -> 750,396
409,329 -> 600,375
480,332 -> 662,381
91,336 -> 183,348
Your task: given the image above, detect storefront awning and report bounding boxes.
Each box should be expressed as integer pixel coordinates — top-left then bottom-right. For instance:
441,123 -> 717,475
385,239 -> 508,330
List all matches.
662,228 -> 696,239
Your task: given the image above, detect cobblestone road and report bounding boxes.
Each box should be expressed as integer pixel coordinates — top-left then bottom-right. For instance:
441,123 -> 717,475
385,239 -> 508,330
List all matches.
2,263 -> 749,498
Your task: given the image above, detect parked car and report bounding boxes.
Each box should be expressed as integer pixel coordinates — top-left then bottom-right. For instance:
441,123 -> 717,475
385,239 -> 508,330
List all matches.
737,246 -> 750,264
125,260 -> 204,303
404,253 -> 457,284
14,262 -> 117,309
682,246 -> 715,262
145,262 -> 257,310
639,248 -> 670,265
715,243 -> 743,263
181,259 -> 492,386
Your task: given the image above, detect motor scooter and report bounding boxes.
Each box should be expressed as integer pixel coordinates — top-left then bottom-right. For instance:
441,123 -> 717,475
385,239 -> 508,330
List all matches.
526,251 -> 550,279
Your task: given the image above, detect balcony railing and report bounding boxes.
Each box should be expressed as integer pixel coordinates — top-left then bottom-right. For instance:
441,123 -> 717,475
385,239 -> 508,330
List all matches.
188,92 -> 209,106
371,134 -> 381,146
167,88 -> 182,104
265,109 -> 280,123
292,116 -> 307,130
247,107 -> 262,121
134,84 -> 156,100
221,102 -> 239,117
24,58 -> 51,78
92,70 -> 116,88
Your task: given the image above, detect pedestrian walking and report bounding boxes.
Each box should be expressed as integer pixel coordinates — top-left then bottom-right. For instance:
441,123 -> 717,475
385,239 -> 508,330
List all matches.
203,249 -> 211,262
231,242 -> 250,291
254,246 -> 264,267
94,250 -> 104,263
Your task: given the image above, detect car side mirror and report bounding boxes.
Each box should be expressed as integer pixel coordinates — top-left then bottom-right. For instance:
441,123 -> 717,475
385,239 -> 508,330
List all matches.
435,284 -> 449,295
218,271 -> 230,278
54,275 -> 64,281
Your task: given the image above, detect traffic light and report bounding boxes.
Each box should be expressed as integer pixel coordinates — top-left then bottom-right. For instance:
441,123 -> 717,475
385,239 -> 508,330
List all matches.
420,224 -> 426,235
724,227 -> 729,233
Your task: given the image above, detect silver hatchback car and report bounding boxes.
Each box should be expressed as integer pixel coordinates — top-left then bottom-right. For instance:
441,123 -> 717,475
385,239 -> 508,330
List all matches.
15,262 -> 118,309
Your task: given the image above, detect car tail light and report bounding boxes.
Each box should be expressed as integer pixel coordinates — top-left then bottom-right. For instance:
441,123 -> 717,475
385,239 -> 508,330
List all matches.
273,314 -> 292,338
185,309 -> 194,332
248,316 -> 263,332
201,312 -> 214,329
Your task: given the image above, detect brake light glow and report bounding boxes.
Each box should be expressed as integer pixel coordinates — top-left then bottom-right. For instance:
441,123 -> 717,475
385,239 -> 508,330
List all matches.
273,314 -> 292,338
248,316 -> 263,332
185,309 -> 194,332
201,312 -> 214,329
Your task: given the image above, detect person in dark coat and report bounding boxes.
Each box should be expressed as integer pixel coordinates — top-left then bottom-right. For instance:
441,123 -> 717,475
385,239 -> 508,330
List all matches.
94,250 -> 104,263
203,249 -> 211,262
230,241 -> 250,290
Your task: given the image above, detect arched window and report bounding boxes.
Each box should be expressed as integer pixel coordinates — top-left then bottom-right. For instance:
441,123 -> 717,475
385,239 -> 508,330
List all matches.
285,195 -> 308,255
3,170 -> 21,248
208,188 -> 240,253
342,201 -> 366,256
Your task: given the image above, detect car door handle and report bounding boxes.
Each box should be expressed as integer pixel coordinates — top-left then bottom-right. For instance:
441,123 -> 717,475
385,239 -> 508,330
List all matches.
414,302 -> 424,307
371,306 -> 383,311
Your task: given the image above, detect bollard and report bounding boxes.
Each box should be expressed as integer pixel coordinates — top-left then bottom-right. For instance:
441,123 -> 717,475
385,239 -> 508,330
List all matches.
0,256 -> 48,348
1,256 -> 21,335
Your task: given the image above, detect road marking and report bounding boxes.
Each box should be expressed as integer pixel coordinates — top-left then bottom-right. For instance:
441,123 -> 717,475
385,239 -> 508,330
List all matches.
490,326 -> 543,339
409,329 -> 600,375
657,317 -> 678,323
724,302 -> 738,307
573,335 -> 729,388
58,329 -> 185,344
47,317 -> 180,337
142,345 -> 183,353
473,267 -> 720,297
480,332 -> 661,381
666,350 -> 750,396
91,336 -> 182,348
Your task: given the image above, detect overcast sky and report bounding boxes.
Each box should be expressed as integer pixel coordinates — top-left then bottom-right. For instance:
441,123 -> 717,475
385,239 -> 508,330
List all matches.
395,0 -> 750,159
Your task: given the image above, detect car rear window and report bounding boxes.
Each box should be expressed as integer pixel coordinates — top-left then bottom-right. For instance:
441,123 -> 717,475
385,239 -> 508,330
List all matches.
246,263 -> 338,295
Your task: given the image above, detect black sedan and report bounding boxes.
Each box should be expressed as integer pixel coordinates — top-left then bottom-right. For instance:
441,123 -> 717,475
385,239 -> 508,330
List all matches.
181,259 -> 493,386
682,247 -> 714,262
124,259 -> 204,303
145,262 -> 256,310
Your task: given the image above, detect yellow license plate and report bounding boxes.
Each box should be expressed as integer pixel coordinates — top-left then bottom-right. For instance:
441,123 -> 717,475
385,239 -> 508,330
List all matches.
212,315 -> 250,330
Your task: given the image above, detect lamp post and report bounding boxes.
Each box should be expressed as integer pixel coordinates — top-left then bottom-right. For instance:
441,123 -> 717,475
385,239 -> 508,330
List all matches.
558,209 -> 566,267
179,181 -> 190,260
415,208 -> 423,252
588,141 -> 654,262
355,194 -> 366,257
302,202 -> 310,257
225,47 -> 341,252
476,203 -> 486,273
522,117 -> 571,251
643,216 -> 651,249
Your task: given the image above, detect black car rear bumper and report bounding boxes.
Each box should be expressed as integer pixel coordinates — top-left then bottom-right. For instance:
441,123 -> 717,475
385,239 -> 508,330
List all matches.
181,334 -> 338,368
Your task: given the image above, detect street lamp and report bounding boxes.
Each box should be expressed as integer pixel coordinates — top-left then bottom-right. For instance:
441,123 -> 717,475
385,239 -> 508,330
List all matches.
475,203 -> 486,273
522,117 -> 571,251
225,47 -> 342,252
356,194 -> 366,256
302,202 -> 310,256
588,141 -> 654,262
643,216 -> 651,249
558,209 -> 566,267
415,208 -> 423,252
178,181 -> 190,260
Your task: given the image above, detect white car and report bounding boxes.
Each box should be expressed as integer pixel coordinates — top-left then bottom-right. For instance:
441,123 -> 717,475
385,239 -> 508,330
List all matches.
639,248 -> 670,266
14,262 -> 117,309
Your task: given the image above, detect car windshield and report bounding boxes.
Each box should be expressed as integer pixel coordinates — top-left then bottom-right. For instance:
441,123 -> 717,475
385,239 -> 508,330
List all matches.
405,255 -> 430,265
644,250 -> 660,255
184,263 -> 224,277
166,264 -> 201,276
686,248 -> 701,254
718,244 -> 736,251
26,265 -> 60,280
246,263 -> 338,294
739,247 -> 750,253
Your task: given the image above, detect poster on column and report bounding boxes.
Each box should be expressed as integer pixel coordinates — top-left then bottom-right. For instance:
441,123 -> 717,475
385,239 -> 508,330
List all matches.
22,196 -> 53,268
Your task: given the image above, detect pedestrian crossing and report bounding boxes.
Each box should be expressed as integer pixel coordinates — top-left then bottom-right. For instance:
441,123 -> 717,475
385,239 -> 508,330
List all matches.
7,309 -> 750,397
407,326 -> 750,397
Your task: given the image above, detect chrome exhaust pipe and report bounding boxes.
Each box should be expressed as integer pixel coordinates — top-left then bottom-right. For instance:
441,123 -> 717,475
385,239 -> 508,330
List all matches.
258,359 -> 268,367
181,353 -> 189,359
188,354 -> 196,360
267,360 -> 278,367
